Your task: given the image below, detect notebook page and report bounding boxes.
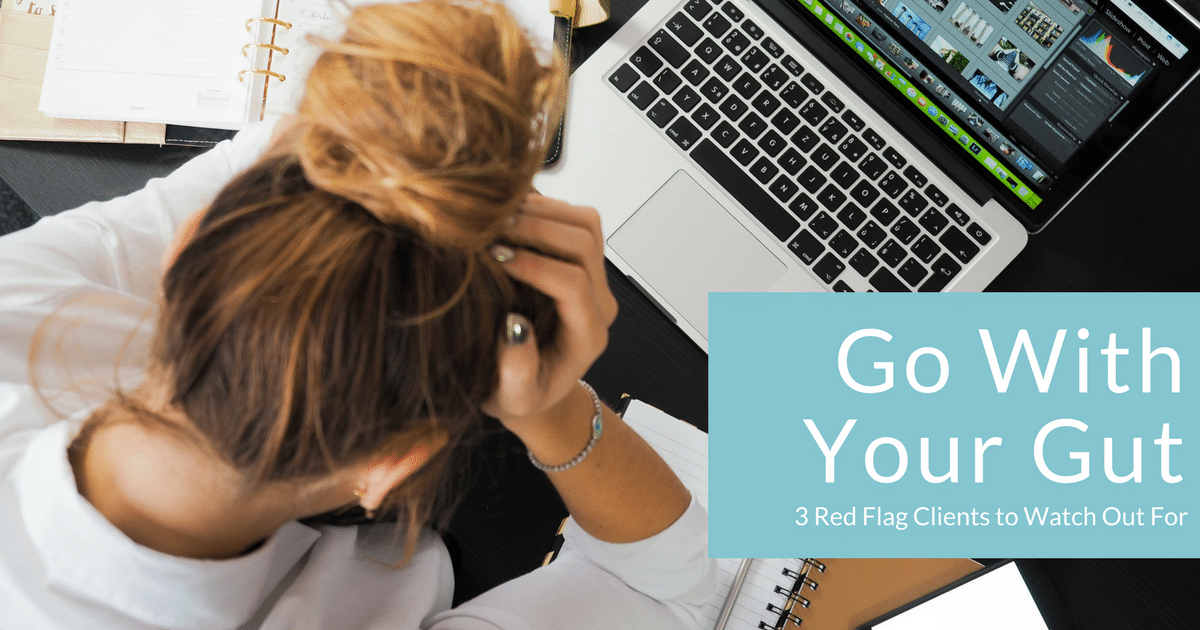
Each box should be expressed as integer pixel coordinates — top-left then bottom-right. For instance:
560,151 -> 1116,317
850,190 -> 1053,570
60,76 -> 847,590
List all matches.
264,0 -> 557,117
621,401 -> 802,630
39,0 -> 269,128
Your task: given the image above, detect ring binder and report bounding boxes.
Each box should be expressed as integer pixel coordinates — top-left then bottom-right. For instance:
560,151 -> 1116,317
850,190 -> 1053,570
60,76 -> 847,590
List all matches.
245,17 -> 293,31
242,43 -> 290,57
238,69 -> 287,82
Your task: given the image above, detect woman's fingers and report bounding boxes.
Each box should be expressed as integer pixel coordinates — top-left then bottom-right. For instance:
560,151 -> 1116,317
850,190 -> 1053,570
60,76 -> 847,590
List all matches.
481,314 -> 546,420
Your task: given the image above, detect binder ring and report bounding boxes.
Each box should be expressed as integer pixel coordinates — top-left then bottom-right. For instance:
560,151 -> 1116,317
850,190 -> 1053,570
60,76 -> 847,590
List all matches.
802,558 -> 827,573
238,68 -> 287,82
242,42 -> 289,56
245,17 -> 293,31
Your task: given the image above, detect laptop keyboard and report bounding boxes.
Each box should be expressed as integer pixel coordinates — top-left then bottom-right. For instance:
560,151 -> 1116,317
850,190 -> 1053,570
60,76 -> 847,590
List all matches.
605,0 -> 995,292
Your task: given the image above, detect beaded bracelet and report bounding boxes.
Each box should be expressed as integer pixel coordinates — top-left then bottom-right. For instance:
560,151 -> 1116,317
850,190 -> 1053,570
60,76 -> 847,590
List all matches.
527,380 -> 604,473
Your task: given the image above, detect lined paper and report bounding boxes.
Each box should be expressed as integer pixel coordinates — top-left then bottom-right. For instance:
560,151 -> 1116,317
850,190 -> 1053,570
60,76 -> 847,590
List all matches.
622,401 -> 801,630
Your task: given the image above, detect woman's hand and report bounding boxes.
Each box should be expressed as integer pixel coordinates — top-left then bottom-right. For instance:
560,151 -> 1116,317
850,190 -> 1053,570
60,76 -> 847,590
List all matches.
481,194 -> 618,435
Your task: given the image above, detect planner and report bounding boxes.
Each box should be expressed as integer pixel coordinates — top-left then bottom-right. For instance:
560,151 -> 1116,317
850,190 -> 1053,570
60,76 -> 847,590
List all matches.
619,400 -> 982,630
37,0 -> 556,129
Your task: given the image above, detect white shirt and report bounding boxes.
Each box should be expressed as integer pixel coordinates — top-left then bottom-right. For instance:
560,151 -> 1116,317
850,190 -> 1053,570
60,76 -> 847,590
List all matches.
0,121 -> 714,630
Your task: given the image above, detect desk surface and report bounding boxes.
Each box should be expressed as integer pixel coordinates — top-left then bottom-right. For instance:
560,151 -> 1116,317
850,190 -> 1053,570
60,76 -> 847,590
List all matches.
1,0 -> 1198,624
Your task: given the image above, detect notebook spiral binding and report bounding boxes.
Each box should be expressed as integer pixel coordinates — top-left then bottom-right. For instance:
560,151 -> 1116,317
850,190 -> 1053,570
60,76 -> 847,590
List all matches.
757,559 -> 826,630
239,18 -> 292,83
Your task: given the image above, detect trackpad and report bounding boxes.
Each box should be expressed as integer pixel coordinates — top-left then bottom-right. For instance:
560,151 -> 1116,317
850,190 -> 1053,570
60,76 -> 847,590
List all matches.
608,170 -> 786,337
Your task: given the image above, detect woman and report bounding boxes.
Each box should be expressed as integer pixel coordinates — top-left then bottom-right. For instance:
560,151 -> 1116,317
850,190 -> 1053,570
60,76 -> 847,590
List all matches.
0,2 -> 712,628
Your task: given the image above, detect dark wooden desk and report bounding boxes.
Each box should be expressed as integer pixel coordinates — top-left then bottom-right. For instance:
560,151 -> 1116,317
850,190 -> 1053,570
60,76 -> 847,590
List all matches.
2,0 -> 1196,624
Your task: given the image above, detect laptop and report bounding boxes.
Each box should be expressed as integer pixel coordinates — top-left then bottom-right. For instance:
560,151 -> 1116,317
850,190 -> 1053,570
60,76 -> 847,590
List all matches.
533,0 -> 1200,350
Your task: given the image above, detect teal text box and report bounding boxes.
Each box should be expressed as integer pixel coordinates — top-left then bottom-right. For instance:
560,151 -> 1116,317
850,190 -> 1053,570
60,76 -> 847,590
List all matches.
710,293 -> 1198,558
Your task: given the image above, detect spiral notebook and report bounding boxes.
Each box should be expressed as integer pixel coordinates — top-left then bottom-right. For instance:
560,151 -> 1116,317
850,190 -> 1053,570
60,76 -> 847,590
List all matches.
37,0 -> 555,130
619,401 -> 981,630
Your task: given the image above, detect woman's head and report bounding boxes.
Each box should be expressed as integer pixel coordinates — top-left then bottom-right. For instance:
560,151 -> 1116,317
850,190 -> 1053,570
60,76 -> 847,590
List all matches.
114,0 -> 563,543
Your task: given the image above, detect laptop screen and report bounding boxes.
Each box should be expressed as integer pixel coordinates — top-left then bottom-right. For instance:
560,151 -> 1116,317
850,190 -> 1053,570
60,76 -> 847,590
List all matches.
785,0 -> 1200,229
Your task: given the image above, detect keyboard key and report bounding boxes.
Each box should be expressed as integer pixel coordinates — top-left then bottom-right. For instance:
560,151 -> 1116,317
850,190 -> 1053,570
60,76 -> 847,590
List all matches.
870,267 -> 911,292
798,166 -> 826,193
856,221 -> 886,249
877,239 -> 905,267
890,216 -> 919,244
692,139 -> 800,241
654,69 -> 683,94
898,189 -> 928,216
711,121 -> 739,146
918,208 -> 950,235
817,185 -> 847,213
911,234 -> 941,263
771,109 -> 800,135
848,179 -> 879,207
801,74 -> 825,94
683,0 -> 713,22
714,56 -> 742,81
862,127 -> 886,150
778,148 -> 806,174
902,165 -> 928,187
829,230 -> 859,258
700,77 -> 729,103
666,117 -> 702,150
691,103 -> 719,128
768,174 -> 800,203
628,82 -> 657,110
810,211 -> 839,239
882,146 -> 906,169
667,12 -> 704,46
837,204 -> 866,230
742,19 -> 764,39
732,73 -> 762,99
722,30 -> 751,55
818,118 -> 848,144
720,2 -> 745,21
919,254 -> 962,292
820,92 -> 844,113
837,136 -> 867,162
695,38 -> 722,64
813,253 -> 846,283
630,47 -> 663,76
782,56 -> 804,77
926,185 -> 948,207
681,60 -> 710,86
788,192 -> 819,220
760,65 -> 789,91
702,13 -> 732,37
938,225 -> 980,264
758,130 -> 786,156
858,153 -> 888,180
966,222 -> 992,245
787,230 -> 824,264
799,100 -> 828,126
830,162 -> 859,189
610,64 -> 640,92
898,258 -> 928,286
751,91 -> 781,116
792,125 -> 819,152
879,171 -> 907,198
749,157 -> 779,184
833,281 -> 854,292
780,82 -> 807,108
649,30 -> 689,68
762,37 -> 784,58
850,249 -> 879,276
730,139 -> 759,165
742,47 -> 769,73
673,86 -> 702,112
811,144 -> 839,171
719,94 -> 749,121
840,110 -> 865,131
647,99 -> 678,128
945,203 -> 969,226
870,199 -> 901,226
